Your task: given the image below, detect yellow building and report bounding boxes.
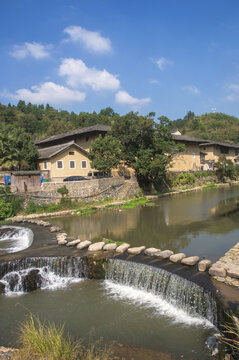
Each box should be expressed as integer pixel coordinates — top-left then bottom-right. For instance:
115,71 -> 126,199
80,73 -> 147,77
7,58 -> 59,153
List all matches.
36,125 -> 110,181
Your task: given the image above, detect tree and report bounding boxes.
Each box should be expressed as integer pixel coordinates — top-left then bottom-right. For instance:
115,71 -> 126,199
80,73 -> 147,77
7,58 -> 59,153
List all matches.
88,135 -> 122,173
214,156 -> 236,181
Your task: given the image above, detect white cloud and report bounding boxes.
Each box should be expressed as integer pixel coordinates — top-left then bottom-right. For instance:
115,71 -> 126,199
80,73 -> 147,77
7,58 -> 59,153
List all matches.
64,25 -> 112,54
149,79 -> 160,85
226,83 -> 239,101
115,90 -> 151,107
2,82 -> 86,105
59,58 -> 120,91
10,42 -> 51,59
182,85 -> 200,94
156,57 -> 173,70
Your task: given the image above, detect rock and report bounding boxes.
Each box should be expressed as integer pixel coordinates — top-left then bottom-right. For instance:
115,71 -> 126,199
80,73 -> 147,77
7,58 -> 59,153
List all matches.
115,243 -> 130,253
66,239 -> 81,247
156,250 -> 174,259
6,273 -> 20,291
227,266 -> 239,279
76,240 -> 92,250
169,253 -> 186,263
50,226 -> 61,232
103,243 -> 117,251
209,265 -> 227,277
144,248 -> 161,256
22,269 -> 42,292
198,259 -> 212,272
88,242 -> 105,252
0,281 -> 5,294
181,256 -> 200,266
127,246 -> 146,255
58,239 -> 68,245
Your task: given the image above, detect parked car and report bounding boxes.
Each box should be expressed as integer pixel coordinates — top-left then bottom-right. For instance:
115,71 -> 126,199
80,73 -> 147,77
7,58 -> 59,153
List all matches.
63,176 -> 88,182
87,171 -> 109,179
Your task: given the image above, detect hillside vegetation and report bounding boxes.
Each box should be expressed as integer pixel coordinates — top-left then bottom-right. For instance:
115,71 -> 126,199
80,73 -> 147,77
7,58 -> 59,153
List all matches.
173,112 -> 239,144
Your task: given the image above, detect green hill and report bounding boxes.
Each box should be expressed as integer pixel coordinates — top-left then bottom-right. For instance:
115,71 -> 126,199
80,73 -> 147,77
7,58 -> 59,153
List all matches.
173,112 -> 239,144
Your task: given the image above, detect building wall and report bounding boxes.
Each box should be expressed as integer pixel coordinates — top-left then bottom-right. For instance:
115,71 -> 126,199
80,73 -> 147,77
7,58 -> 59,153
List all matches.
170,142 -> 201,172
38,146 -> 94,181
201,145 -> 237,163
11,175 -> 41,192
75,133 -> 99,151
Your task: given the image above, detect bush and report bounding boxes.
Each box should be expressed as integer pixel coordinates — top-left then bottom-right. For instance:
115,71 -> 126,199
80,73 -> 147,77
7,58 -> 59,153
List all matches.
0,198 -> 14,219
173,173 -> 195,186
24,200 -> 38,215
57,185 -> 69,198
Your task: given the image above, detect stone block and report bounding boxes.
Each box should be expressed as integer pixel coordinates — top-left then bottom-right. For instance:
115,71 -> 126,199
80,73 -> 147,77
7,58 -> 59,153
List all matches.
181,256 -> 200,266
115,243 -> 130,253
169,253 -> 186,263
128,246 -> 146,255
66,239 -> 81,247
227,266 -> 239,279
198,259 -> 212,272
156,250 -> 174,259
209,265 -> 227,277
144,248 -> 161,256
103,243 -> 117,251
88,242 -> 105,252
76,240 -> 92,250
58,239 -> 68,245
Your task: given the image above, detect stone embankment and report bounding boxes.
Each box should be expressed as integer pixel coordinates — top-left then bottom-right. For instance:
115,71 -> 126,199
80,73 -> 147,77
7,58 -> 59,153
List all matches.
209,242 -> 239,288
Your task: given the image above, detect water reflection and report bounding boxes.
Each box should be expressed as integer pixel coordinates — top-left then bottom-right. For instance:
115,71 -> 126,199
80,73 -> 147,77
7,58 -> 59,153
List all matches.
49,185 -> 239,261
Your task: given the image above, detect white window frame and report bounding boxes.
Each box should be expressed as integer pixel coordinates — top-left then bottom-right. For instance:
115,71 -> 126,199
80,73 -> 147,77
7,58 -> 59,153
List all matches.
57,160 -> 64,169
69,160 -> 76,169
43,161 -> 47,170
81,160 -> 87,169
192,153 -> 196,159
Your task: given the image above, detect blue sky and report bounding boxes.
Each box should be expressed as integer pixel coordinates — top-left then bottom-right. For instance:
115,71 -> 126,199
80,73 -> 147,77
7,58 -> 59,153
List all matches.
1,0 -> 239,119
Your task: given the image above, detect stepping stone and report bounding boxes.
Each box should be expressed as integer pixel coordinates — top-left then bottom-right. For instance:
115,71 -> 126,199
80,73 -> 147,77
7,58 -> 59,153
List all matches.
156,250 -> 174,259
181,256 -> 200,266
169,253 -> 186,263
209,264 -> 227,277
76,240 -> 92,250
50,226 -> 61,232
144,248 -> 161,256
128,246 -> 146,255
58,239 -> 68,245
88,242 -> 105,252
66,239 -> 81,247
198,259 -> 212,272
103,243 -> 117,251
115,243 -> 130,253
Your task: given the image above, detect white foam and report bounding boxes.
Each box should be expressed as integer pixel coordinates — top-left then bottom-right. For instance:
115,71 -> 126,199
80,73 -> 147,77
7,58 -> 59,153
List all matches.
104,280 -> 214,328
2,267 -> 83,296
0,226 -> 33,253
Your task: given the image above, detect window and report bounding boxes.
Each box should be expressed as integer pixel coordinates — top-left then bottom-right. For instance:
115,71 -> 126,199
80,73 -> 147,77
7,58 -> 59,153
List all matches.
69,160 -> 76,169
43,161 -> 47,170
69,151 -> 75,155
235,149 -> 239,156
86,136 -> 89,142
57,160 -> 63,169
192,153 -> 196,159
220,146 -> 229,154
81,160 -> 87,169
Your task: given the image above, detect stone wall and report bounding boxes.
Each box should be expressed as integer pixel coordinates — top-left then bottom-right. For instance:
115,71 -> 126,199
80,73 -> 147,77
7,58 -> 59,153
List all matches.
28,176 -> 140,204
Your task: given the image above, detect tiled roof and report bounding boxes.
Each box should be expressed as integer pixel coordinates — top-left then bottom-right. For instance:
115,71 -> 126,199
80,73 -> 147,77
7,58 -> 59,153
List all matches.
35,124 -> 111,145
38,141 -> 88,160
172,135 -> 211,143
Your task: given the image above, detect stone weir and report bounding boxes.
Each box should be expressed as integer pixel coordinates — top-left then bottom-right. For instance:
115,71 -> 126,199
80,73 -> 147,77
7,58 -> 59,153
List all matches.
0,221 -> 239,316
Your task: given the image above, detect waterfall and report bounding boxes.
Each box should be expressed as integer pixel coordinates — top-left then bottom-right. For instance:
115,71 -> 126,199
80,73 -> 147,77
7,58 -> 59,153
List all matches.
0,257 -> 87,295
105,259 -> 219,327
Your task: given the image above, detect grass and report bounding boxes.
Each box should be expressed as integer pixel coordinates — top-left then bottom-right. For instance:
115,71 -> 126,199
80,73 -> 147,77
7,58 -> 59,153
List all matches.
221,315 -> 239,357
203,183 -> 218,190
121,197 -> 148,209
74,208 -> 97,216
12,315 -> 112,360
103,238 -> 124,246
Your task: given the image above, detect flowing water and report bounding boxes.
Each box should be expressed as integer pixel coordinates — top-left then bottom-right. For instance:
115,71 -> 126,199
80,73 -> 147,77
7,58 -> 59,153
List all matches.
0,226 -> 33,254
0,257 -> 220,359
49,185 -> 239,261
